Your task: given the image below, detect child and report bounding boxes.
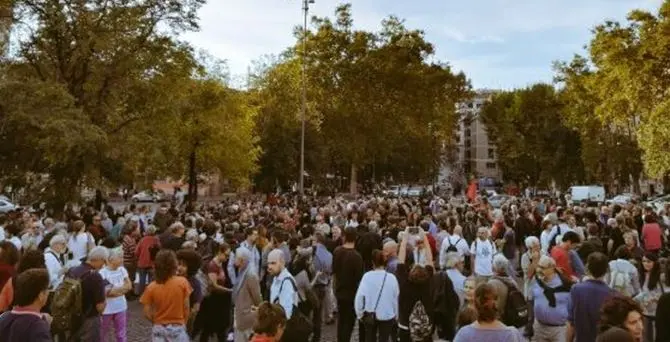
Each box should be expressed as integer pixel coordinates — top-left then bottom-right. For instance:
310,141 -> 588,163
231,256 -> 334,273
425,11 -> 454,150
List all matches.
100,247 -> 132,342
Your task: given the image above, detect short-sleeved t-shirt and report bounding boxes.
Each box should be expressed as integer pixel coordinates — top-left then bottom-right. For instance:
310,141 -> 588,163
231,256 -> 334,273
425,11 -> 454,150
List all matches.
99,266 -> 129,315
140,276 -> 192,325
67,263 -> 105,318
454,324 -> 524,342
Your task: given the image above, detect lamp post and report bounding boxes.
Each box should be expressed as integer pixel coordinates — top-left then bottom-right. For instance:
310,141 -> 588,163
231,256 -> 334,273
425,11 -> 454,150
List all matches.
298,0 -> 313,196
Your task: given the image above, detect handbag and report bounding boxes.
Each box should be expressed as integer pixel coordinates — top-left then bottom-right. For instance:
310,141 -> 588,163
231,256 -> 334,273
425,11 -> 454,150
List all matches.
361,271 -> 387,326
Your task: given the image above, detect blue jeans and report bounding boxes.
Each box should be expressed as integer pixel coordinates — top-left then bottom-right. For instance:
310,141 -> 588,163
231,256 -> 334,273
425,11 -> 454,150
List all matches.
137,267 -> 153,295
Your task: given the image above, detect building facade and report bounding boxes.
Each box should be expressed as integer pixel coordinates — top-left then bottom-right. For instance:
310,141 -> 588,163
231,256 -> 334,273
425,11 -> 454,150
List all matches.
454,90 -> 502,181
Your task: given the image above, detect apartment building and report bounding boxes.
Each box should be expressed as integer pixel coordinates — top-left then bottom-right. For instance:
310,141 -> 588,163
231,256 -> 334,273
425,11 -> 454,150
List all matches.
454,90 -> 502,181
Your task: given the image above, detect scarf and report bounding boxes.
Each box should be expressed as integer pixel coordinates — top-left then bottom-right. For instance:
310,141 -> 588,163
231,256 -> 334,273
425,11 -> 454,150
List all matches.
0,264 -> 15,291
233,263 -> 250,299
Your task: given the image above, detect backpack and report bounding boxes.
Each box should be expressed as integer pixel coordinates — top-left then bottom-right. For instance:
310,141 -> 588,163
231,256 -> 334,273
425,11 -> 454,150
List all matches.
446,238 -> 460,253
494,276 -> 528,328
408,300 -> 432,341
609,270 -> 631,296
50,270 -> 92,333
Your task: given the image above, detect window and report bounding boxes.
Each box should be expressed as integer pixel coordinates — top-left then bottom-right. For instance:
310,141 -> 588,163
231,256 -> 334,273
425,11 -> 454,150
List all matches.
488,148 -> 495,159
486,162 -> 497,169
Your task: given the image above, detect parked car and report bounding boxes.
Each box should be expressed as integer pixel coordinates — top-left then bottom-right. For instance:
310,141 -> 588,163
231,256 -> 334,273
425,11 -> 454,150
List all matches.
131,190 -> 166,203
646,194 -> 670,214
384,185 -> 401,197
407,186 -> 424,197
606,193 -> 637,205
0,199 -> 16,213
567,185 -> 605,205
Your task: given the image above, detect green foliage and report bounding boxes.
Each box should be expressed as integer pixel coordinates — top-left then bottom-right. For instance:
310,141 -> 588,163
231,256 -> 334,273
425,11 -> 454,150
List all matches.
479,84 -> 584,188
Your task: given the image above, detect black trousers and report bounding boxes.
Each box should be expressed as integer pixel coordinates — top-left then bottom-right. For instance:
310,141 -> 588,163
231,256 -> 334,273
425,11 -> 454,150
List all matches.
312,285 -> 327,342
364,319 -> 394,342
336,298 -> 366,342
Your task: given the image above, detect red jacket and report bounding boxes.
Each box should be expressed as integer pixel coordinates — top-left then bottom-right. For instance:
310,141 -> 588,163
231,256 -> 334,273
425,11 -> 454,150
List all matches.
135,235 -> 160,268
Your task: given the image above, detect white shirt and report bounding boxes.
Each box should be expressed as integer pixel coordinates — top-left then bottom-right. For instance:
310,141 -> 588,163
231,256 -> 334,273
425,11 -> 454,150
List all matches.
439,234 -> 470,269
470,239 -> 496,276
68,232 -> 92,262
354,270 -> 399,321
99,266 -> 129,314
270,268 -> 297,319
540,230 -> 553,254
44,249 -> 64,290
446,268 -> 467,307
8,236 -> 21,251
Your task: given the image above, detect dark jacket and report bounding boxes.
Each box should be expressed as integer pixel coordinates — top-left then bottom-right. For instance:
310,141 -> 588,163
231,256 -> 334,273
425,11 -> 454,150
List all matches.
0,311 -> 52,342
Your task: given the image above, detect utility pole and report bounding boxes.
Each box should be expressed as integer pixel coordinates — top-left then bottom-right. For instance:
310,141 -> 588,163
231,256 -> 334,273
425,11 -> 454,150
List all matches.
298,0 -> 313,196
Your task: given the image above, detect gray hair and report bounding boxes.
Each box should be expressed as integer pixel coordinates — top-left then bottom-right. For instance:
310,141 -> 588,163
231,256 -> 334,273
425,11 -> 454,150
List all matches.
492,254 -> 509,273
235,247 -> 252,262
185,229 -> 198,242
44,218 -> 55,227
444,252 -> 463,269
49,234 -> 67,248
181,241 -> 197,249
88,246 -> 110,262
524,236 -> 540,249
538,255 -> 556,269
145,225 -> 157,236
268,249 -> 285,263
107,247 -> 124,261
170,222 -> 185,233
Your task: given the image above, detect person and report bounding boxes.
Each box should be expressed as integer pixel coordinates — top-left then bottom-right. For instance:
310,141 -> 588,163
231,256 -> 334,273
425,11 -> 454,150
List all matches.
382,240 -> 399,274
530,256 -> 572,342
99,247 -> 132,342
199,242 -> 233,342
641,215 -> 662,254
312,231 -> 334,336
567,252 -> 614,342
439,225 -> 470,269
250,302 -> 287,342
135,225 -> 160,295
233,247 -> 263,342
599,296 -> 644,342
332,227 -> 365,342
550,231 -> 581,280
355,249 -> 399,342
228,227 -> 261,286
161,222 -> 186,252
487,253 -> 519,323
633,252 -> 664,342
67,246 -> 109,342
44,235 -> 68,292
453,283 -> 524,341
444,252 -> 467,306
67,220 -> 95,262
268,248 -> 304,342
0,241 -> 20,312
470,227 -> 496,284
608,246 -> 641,297
140,249 -> 192,342
0,268 -> 52,341
396,227 -> 435,342
175,248 -> 203,334
521,236 -> 543,337
597,327 -> 636,342
656,292 -> 670,342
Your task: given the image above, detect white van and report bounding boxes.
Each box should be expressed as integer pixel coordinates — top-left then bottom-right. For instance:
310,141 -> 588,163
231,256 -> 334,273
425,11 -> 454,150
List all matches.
567,185 -> 605,205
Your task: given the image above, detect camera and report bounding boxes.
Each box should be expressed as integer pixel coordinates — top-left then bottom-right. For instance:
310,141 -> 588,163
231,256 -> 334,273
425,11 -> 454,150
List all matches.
408,226 -> 420,235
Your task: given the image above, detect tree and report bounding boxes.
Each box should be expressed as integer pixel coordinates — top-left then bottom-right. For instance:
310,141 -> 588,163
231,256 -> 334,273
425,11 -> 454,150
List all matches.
479,84 -> 584,188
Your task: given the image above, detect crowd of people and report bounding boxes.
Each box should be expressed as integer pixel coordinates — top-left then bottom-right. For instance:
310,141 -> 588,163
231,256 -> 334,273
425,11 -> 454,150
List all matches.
0,192 -> 668,342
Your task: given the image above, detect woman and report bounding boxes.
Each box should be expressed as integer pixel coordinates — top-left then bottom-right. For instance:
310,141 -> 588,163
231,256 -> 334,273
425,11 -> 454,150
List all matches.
453,283 -> 524,341
599,296 -> 644,342
135,225 -> 161,295
0,241 -> 19,312
121,223 -> 139,298
396,227 -> 435,342
0,249 -> 46,311
176,248 -> 203,335
288,240 -> 318,342
139,249 -> 192,342
197,242 -> 232,342
634,252 -> 665,342
355,249 -> 399,342
623,231 -> 645,263
100,248 -> 132,342
250,302 -> 287,342
68,220 -> 95,262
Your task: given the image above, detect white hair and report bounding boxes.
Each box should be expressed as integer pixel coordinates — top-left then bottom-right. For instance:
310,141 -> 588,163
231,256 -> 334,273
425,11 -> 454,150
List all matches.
182,241 -> 197,249
492,254 -> 509,273
185,229 -> 199,242
444,252 -> 463,269
236,247 -> 252,262
524,236 -> 540,249
170,222 -> 185,233
268,249 -> 285,263
538,255 -> 556,269
107,247 -> 124,261
49,234 -> 67,248
88,246 -> 109,262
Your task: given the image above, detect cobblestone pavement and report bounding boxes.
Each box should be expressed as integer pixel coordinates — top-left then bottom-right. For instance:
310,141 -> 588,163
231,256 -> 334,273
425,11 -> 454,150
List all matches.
126,299 -> 358,342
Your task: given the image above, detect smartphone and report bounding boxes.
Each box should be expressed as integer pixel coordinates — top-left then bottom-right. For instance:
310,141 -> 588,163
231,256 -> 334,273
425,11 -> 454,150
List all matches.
408,226 -> 420,235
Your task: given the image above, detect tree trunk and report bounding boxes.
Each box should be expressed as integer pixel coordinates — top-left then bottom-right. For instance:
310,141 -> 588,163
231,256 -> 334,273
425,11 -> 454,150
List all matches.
188,149 -> 198,206
349,163 -> 357,194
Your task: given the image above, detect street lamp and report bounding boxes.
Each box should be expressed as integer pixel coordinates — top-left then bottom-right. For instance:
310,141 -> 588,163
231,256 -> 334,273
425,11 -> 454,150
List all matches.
298,0 -> 313,196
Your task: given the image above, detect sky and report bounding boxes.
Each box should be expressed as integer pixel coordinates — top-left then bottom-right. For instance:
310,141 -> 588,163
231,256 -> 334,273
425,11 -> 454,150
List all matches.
183,0 -> 663,90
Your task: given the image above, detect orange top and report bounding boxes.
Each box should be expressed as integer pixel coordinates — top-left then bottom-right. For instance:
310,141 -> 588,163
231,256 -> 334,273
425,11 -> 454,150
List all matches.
140,276 -> 192,325
0,280 -> 13,312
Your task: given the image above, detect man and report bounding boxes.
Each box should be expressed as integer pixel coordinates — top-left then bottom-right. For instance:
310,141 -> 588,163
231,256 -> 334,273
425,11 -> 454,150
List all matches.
228,227 -> 261,286
233,248 -> 262,342
268,249 -> 297,319
161,222 -> 186,251
470,227 -> 496,284
88,215 -> 107,243
67,246 -> 109,341
488,254 -> 519,316
0,269 -> 52,341
567,252 -> 613,342
439,225 -> 470,269
550,231 -> 581,280
444,252 -> 467,307
152,204 -> 173,233
332,227 -> 365,342
383,240 -> 399,274
312,232 -> 333,341
530,256 -> 572,342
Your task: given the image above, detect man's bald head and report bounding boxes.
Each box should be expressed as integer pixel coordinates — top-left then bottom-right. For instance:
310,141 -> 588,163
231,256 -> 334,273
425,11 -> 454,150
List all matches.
383,241 -> 398,257
267,249 -> 285,276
